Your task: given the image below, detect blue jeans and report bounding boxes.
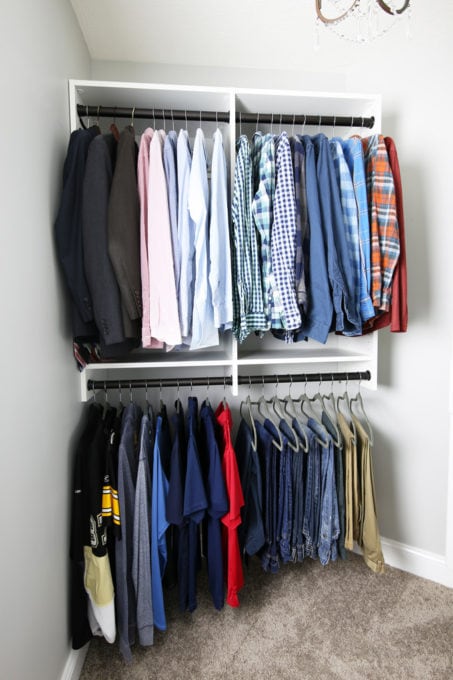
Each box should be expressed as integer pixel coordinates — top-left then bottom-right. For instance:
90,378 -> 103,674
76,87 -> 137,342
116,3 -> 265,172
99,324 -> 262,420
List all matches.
322,411 -> 346,559
318,439 -> 340,565
277,429 -> 293,564
291,427 -> 305,561
302,428 -> 321,560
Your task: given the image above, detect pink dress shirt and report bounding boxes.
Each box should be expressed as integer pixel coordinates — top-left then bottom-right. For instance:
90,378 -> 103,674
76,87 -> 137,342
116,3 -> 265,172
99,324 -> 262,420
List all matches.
148,130 -> 182,346
137,128 -> 163,349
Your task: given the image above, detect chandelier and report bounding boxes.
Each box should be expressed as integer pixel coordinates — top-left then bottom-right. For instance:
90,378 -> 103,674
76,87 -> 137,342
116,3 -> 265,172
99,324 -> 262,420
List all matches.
315,0 -> 412,44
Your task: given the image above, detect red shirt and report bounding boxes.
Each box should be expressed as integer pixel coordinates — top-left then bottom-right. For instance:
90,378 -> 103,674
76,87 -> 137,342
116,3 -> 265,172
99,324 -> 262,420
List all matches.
215,401 -> 244,607
362,137 -> 408,333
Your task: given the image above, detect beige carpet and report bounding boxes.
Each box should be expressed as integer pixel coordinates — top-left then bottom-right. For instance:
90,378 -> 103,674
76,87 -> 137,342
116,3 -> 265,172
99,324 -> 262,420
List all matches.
80,553 -> 453,680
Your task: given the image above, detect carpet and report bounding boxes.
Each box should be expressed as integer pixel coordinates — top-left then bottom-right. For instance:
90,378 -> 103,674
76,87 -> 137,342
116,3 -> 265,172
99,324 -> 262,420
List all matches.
80,552 -> 453,679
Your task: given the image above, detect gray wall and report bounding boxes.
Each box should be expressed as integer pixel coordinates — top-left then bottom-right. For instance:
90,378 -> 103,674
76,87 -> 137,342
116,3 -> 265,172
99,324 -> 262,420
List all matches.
0,2 -> 90,679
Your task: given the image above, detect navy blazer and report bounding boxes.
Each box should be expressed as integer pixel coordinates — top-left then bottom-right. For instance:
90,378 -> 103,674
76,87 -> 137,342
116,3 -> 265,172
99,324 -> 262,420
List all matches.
55,127 -> 99,336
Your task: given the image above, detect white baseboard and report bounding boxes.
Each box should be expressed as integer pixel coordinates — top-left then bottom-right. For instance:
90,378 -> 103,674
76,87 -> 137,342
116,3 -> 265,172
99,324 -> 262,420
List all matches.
60,643 -> 90,680
357,536 -> 453,588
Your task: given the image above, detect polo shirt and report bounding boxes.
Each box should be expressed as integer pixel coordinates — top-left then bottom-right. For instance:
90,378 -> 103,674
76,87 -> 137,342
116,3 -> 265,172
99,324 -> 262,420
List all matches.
215,402 -> 244,607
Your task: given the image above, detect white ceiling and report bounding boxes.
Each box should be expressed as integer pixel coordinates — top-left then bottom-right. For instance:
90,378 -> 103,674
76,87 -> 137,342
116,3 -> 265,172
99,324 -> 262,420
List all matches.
70,0 -> 316,71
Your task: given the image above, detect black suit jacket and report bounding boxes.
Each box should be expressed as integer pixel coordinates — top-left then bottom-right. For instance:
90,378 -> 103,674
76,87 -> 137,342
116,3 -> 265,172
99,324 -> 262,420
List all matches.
55,127 -> 99,337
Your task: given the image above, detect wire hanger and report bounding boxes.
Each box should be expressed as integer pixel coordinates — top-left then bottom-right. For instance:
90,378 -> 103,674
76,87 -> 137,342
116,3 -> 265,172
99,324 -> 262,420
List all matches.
239,376 -> 258,451
283,376 -> 309,453
310,373 -> 341,448
298,376 -> 329,448
321,373 -> 342,448
350,376 -> 374,445
337,375 -> 357,441
271,375 -> 299,452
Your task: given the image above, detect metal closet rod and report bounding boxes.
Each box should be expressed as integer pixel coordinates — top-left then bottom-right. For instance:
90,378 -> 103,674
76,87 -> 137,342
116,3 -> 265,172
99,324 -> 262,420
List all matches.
77,104 -> 375,129
87,370 -> 371,392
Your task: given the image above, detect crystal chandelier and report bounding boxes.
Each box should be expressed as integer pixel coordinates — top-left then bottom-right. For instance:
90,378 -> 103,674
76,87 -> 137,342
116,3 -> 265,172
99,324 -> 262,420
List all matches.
315,0 -> 412,44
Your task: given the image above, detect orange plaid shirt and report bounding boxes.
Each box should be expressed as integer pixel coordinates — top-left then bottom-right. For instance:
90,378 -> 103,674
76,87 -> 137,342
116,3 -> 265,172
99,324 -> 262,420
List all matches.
362,135 -> 400,312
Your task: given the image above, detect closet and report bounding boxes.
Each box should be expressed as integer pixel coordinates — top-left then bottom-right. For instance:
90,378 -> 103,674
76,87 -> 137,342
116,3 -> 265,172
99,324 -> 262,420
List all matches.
68,79 -> 380,399
66,79 -> 398,660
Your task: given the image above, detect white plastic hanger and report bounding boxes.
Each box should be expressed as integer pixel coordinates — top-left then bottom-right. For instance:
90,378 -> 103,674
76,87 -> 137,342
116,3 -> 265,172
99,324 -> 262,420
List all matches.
336,376 -> 357,442
271,376 -> 299,452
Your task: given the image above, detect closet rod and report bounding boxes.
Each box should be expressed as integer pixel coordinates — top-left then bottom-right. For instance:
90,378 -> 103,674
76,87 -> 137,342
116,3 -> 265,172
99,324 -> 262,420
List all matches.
77,104 -> 375,129
87,370 -> 371,393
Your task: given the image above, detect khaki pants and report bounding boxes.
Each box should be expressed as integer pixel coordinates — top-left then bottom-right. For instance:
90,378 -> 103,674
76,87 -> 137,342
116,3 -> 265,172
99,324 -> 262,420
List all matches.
353,415 -> 385,573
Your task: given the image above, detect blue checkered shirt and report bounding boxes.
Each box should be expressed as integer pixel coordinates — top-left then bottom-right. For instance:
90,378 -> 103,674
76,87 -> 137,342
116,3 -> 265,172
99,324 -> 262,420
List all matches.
251,133 -> 284,330
272,132 -> 301,333
330,138 -> 374,322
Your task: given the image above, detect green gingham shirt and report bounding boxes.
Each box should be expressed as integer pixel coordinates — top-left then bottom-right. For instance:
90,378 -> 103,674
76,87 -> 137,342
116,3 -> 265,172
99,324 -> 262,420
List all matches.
232,135 -> 267,342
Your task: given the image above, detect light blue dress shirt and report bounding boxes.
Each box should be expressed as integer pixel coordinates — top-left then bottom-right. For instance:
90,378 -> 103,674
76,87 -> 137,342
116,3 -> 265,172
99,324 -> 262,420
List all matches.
151,413 -> 169,631
209,128 -> 233,330
163,130 -> 179,293
188,128 -> 219,349
177,130 -> 194,343
341,137 -> 372,303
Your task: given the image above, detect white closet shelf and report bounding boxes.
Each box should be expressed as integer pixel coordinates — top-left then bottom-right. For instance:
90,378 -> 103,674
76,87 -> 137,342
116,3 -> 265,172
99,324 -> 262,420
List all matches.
236,349 -> 372,365
84,358 -> 234,370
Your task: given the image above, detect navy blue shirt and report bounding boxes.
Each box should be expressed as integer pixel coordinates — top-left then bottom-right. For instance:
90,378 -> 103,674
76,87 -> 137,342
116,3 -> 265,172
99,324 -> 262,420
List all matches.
311,134 -> 361,336
235,419 -> 265,557
199,401 -> 228,610
166,401 -> 190,612
183,397 -> 208,612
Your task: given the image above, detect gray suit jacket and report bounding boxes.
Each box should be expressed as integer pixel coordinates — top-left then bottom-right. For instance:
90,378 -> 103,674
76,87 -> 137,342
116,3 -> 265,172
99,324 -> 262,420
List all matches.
82,133 -> 127,346
108,126 -> 142,323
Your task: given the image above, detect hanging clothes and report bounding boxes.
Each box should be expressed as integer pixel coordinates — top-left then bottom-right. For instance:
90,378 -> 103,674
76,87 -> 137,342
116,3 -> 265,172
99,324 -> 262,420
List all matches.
147,130 -> 181,346
251,132 -> 283,331
115,401 -> 142,662
163,130 -> 180,290
151,405 -> 171,630
177,129 -> 195,345
362,134 -> 400,313
341,137 -> 373,316
189,129 -> 219,350
82,134 -> 130,351
272,131 -> 301,336
209,128 -> 233,331
108,125 -> 142,330
70,403 -> 103,650
299,135 -> 333,343
330,138 -> 374,323
216,401 -> 244,607
183,396 -> 208,612
234,418 -> 265,558
362,137 -> 407,332
137,128 -> 164,349
232,135 -> 265,342
166,401 -> 188,612
54,126 -> 99,342
199,400 -> 229,610
291,136 -> 309,317
131,409 -> 154,647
